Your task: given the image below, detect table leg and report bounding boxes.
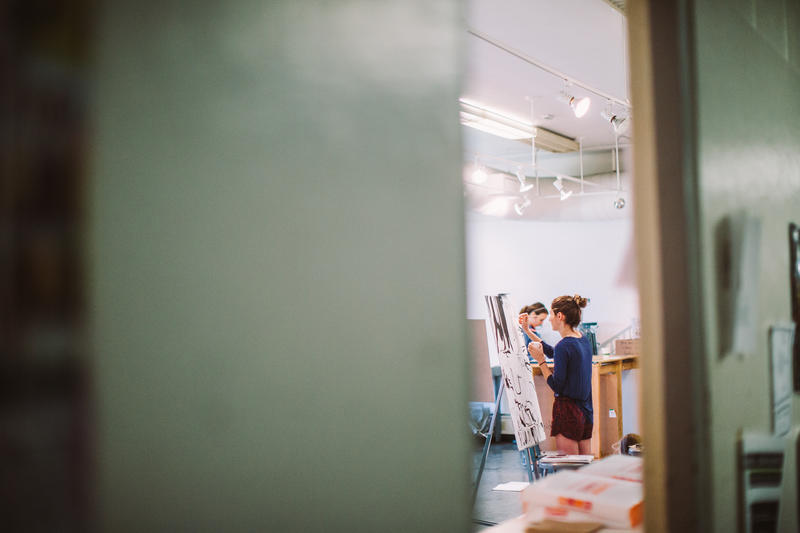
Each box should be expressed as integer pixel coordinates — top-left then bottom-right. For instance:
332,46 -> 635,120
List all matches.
616,361 -> 624,441
591,364 -> 600,457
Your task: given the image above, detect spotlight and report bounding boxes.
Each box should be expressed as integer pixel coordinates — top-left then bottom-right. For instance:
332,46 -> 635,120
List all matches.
471,166 -> 488,184
471,158 -> 488,184
601,108 -> 630,134
552,176 -> 573,201
516,168 -> 533,193
514,197 -> 531,216
614,197 -> 626,209
559,92 -> 591,118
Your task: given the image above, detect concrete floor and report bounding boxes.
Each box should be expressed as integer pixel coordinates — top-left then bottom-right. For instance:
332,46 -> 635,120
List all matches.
471,438 -> 532,531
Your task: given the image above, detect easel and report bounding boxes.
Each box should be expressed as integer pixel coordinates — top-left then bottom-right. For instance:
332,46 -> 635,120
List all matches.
471,376 -> 542,507
472,294 -> 546,511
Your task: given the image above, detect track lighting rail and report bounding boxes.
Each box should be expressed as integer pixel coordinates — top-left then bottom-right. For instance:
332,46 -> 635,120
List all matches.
466,27 -> 630,110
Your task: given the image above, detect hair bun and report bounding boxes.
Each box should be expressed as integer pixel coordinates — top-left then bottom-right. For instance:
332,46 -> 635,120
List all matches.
573,294 -> 588,308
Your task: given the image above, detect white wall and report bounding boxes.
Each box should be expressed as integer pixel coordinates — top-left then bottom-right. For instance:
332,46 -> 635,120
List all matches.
467,213 -> 641,434
465,213 -> 640,345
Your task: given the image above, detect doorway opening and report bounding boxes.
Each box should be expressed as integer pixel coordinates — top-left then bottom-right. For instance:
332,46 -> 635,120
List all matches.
461,2 -> 643,528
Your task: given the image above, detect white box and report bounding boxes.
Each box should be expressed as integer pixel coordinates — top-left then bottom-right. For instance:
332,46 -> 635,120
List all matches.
521,471 -> 643,529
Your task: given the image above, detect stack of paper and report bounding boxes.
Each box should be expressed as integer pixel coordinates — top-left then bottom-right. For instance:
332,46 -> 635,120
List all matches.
521,470 -> 643,529
578,454 -> 643,483
538,453 -> 594,465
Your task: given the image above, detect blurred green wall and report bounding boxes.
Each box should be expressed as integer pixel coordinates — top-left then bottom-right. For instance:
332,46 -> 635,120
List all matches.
693,1 -> 800,531
88,2 -> 469,531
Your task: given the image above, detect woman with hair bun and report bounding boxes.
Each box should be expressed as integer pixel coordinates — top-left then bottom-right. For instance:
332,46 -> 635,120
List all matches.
527,294 -> 593,454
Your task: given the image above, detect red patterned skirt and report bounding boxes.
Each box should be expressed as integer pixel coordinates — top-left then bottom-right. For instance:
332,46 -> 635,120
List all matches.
551,396 -> 593,441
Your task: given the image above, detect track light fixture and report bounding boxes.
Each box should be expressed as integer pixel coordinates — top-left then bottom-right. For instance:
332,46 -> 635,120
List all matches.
559,83 -> 591,118
514,196 -> 531,216
567,94 -> 591,118
516,168 -> 533,193
601,104 -> 630,134
553,176 -> 573,201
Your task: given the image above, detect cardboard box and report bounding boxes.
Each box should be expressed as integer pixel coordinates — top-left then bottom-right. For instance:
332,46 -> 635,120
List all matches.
613,338 -> 641,355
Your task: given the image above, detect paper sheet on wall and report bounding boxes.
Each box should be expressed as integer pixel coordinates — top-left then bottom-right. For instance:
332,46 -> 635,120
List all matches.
770,324 -> 795,437
730,214 -> 762,356
485,293 -> 546,450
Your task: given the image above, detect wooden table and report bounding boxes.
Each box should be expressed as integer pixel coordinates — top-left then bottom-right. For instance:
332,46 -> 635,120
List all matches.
532,354 -> 639,457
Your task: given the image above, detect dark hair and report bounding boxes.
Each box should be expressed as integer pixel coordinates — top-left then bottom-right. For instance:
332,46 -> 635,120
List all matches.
519,302 -> 548,316
550,294 -> 588,328
620,433 -> 642,455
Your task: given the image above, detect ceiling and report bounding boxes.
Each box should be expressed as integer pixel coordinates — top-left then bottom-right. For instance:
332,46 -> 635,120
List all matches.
462,0 -> 632,220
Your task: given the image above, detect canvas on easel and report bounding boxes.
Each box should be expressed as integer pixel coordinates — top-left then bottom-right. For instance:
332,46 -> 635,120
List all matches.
485,293 -> 546,450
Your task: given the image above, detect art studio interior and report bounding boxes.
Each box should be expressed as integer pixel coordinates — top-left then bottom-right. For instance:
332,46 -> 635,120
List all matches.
5,0 -> 800,531
464,2 -> 800,532
464,2 -> 645,529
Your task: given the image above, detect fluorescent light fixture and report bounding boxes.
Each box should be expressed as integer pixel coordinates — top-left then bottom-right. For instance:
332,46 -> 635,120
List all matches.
460,111 -> 531,139
459,99 -> 579,152
516,168 -> 533,193
552,176 -> 573,201
513,196 -> 531,216
459,100 -> 532,140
